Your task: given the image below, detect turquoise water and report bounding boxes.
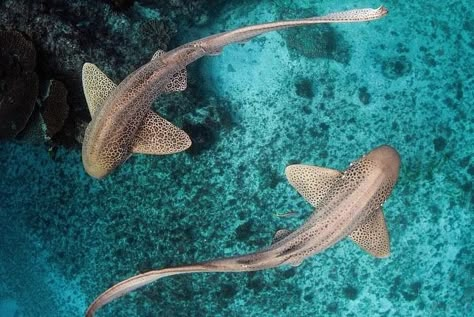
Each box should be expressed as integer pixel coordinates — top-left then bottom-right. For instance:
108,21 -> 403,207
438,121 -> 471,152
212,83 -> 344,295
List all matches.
1,0 -> 472,316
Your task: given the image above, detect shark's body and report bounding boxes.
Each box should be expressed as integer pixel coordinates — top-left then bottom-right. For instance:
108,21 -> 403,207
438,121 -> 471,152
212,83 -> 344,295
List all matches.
81,6 -> 388,178
86,145 -> 400,316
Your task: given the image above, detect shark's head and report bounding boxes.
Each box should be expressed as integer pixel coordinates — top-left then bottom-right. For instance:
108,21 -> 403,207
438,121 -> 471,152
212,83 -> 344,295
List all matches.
364,145 -> 401,181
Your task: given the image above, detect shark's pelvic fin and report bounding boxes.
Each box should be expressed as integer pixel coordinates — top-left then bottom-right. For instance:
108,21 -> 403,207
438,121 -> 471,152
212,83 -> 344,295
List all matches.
151,49 -> 188,93
285,164 -> 341,207
349,208 -> 390,258
132,110 -> 191,155
272,229 -> 292,244
82,63 -> 116,117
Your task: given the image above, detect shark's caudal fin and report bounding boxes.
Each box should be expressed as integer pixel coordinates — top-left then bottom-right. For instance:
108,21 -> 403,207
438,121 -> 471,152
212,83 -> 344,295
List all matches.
151,49 -> 188,92
285,164 -> 390,258
81,63 -> 191,154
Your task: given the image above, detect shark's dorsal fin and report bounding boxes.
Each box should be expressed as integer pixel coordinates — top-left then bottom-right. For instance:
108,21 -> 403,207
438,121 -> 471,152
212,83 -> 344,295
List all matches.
272,229 -> 292,244
151,49 -> 166,61
82,63 -> 117,117
132,110 -> 191,155
151,49 -> 188,93
285,164 -> 341,207
349,208 -> 390,258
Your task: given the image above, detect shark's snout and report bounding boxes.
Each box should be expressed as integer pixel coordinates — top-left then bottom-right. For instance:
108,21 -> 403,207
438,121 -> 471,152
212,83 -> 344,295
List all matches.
366,145 -> 401,179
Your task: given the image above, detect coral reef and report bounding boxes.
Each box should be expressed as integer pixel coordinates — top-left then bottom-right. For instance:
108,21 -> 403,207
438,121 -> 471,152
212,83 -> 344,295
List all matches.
0,31 -> 38,139
0,0 -> 231,148
41,80 -> 70,138
278,8 -> 351,64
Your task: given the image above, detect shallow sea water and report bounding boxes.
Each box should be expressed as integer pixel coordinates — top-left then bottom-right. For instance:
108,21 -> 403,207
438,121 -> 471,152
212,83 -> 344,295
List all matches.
0,0 -> 472,316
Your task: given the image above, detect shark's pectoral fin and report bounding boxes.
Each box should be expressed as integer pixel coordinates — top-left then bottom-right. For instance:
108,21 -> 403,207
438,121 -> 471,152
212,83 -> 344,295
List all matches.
349,208 -> 390,258
82,63 -> 117,118
151,49 -> 188,93
272,229 -> 292,244
132,110 -> 191,155
285,165 -> 341,207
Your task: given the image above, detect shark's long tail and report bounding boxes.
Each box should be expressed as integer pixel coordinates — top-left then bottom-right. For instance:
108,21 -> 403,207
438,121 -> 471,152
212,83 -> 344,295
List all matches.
85,264 -> 208,317
200,6 -> 388,52
85,250 -> 282,316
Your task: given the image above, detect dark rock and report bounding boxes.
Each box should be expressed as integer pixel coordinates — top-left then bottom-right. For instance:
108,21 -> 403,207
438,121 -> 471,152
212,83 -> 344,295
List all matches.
0,73 -> 39,139
295,78 -> 314,99
0,30 -> 36,76
140,19 -> 177,51
42,80 -> 70,137
110,0 -> 135,11
280,8 -> 350,64
433,137 -> 447,152
220,283 -> 237,298
343,286 -> 358,300
182,122 -> 216,155
358,87 -> 370,105
16,108 -> 47,144
382,56 -> 412,79
0,30 -> 39,139
235,221 -> 253,241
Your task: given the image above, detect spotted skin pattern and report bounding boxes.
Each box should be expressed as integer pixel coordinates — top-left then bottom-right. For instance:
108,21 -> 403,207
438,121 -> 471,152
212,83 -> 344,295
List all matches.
133,111 -> 191,155
82,61 -> 191,178
85,144 -> 400,316
82,6 -> 387,179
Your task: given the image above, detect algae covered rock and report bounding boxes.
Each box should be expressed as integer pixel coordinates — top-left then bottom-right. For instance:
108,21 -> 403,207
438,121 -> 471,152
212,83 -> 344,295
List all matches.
41,80 -> 70,138
0,30 -> 39,139
278,8 -> 351,64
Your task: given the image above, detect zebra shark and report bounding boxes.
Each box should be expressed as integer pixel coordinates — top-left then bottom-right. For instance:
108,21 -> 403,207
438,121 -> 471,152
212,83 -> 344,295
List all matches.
85,145 -> 400,316
81,6 -> 388,178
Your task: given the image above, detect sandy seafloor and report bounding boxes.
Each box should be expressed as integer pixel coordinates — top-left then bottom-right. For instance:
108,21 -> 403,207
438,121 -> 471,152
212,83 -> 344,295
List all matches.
0,0 -> 473,316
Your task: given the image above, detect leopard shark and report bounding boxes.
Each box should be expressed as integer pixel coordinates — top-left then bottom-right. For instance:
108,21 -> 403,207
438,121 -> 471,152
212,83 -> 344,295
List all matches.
81,6 -> 388,178
85,145 -> 400,316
